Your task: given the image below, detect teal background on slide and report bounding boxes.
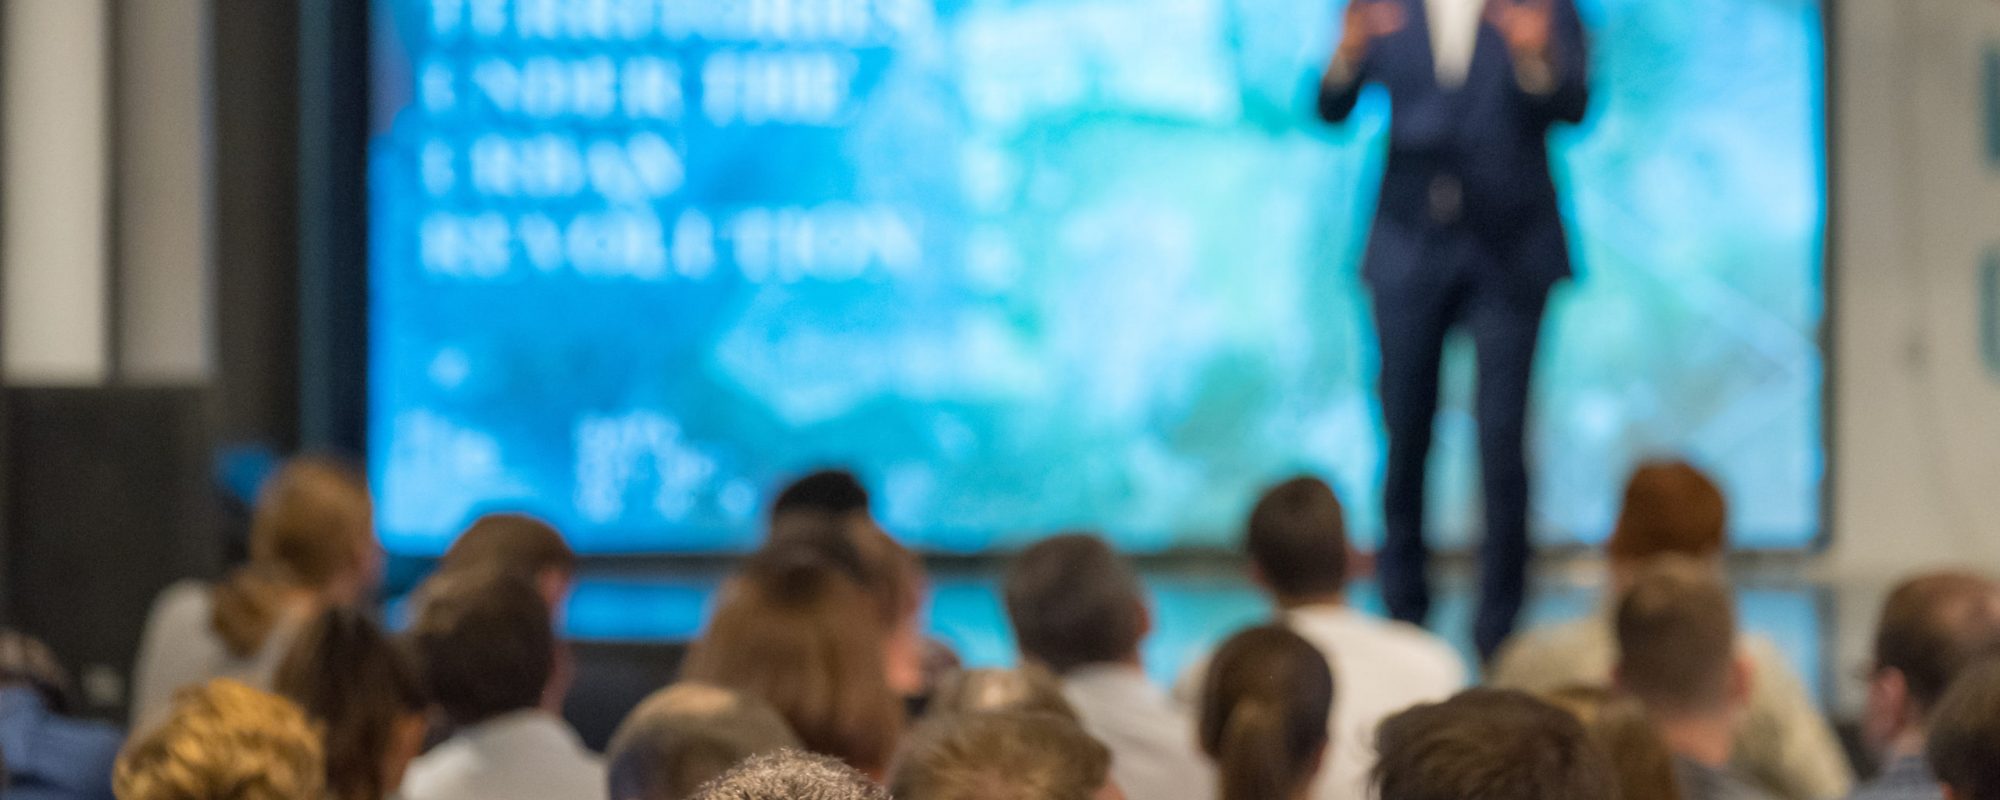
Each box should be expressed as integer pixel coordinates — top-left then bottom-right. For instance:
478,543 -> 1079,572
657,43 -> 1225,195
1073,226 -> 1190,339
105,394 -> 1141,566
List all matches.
370,0 -> 1825,554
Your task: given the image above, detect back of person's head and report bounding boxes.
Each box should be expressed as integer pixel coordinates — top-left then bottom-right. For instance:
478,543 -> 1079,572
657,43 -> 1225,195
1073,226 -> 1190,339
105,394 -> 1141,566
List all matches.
608,683 -> 803,800
1927,658 -> 2000,800
1198,625 -> 1334,800
115,679 -> 325,800
1245,477 -> 1350,600
1373,689 -> 1615,800
1605,460 -> 1727,563
926,666 -> 1077,721
1871,571 -> 2000,717
441,513 -> 579,606
273,607 -> 428,800
1002,534 -> 1146,674
212,456 -> 377,658
888,711 -> 1112,800
0,629 -> 77,714
406,567 -> 554,728
691,750 -> 888,800
1540,685 -> 1681,800
682,545 -> 904,775
1613,557 -> 1741,717
771,470 -> 872,522
765,514 -> 930,698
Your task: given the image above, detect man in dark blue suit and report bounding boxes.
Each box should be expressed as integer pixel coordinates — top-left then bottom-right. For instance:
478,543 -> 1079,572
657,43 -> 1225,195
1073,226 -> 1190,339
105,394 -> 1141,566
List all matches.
1317,0 -> 1589,660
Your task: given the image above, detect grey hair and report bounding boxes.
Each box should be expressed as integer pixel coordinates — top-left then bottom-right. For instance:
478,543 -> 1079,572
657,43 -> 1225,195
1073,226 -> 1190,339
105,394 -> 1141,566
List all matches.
690,750 -> 887,800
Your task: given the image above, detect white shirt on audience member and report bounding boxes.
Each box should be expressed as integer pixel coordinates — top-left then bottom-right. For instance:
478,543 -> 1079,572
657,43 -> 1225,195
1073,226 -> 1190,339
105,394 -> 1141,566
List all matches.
1176,604 -> 1467,800
128,580 -> 308,735
401,709 -> 606,800
1062,664 -> 1217,800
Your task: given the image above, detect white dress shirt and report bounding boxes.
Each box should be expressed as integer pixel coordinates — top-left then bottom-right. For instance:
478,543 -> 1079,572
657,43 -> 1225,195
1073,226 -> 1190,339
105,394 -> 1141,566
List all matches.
1175,605 -> 1467,800
402,710 -> 607,800
1427,0 -> 1487,88
1062,665 -> 1217,800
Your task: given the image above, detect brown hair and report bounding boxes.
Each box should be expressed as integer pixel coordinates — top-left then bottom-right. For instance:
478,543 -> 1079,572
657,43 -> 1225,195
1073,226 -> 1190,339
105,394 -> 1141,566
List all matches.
115,679 -> 326,800
1606,460 -> 1727,562
681,546 -> 905,775
888,712 -> 1111,800
1246,477 -> 1350,598
406,568 -> 554,726
926,666 -> 1077,721
212,457 -> 375,658
1199,625 -> 1334,800
274,607 -> 428,800
1614,557 -> 1738,715
1872,571 -> 2000,713
1002,534 -> 1145,674
442,513 -> 578,583
608,683 -> 802,800
1373,689 -> 1615,800
1541,685 -> 1681,800
1927,658 -> 2000,800
768,513 -> 921,629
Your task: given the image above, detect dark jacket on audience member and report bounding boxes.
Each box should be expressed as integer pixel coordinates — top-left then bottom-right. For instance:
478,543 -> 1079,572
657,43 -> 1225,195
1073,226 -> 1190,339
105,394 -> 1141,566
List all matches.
0,686 -> 120,800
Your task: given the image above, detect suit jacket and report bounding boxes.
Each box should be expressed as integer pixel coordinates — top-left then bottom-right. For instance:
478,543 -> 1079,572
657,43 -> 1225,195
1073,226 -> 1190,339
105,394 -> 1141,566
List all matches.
1319,0 -> 1589,298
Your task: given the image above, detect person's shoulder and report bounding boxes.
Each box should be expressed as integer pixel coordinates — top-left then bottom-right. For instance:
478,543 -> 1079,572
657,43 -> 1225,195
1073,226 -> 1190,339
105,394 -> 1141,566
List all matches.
147,580 -> 215,622
1309,610 -> 1466,686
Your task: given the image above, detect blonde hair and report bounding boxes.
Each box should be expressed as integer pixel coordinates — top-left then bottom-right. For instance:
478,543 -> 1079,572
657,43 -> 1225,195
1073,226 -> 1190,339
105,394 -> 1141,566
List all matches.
212,458 -> 374,658
115,679 -> 326,800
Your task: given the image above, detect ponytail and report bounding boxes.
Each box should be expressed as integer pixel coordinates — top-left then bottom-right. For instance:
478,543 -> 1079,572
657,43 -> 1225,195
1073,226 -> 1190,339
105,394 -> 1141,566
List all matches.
1217,697 -> 1295,800
211,566 -> 289,659
1199,626 -> 1335,800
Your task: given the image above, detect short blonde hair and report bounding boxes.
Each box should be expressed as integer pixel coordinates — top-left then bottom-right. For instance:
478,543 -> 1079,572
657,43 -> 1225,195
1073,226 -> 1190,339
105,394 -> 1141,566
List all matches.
116,679 -> 326,800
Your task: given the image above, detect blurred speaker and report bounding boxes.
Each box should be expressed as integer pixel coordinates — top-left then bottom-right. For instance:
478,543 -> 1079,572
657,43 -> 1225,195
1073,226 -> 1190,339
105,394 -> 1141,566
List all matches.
2,387 -> 220,722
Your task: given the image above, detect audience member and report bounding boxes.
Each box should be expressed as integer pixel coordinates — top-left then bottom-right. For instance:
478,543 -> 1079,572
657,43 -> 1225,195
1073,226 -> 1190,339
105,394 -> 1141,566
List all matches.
129,457 -> 380,734
926,666 -> 1077,720
1178,476 -> 1461,800
1197,625 -> 1334,800
1615,558 -> 1771,800
1849,572 -> 2000,800
1492,460 -> 1849,799
766,483 -> 947,705
888,711 -> 1118,800
682,545 -> 905,779
440,513 -> 580,611
1373,688 -> 1615,800
273,607 -> 430,800
607,683 -> 802,800
113,679 -> 325,800
1003,533 -> 1215,800
0,631 -> 120,800
1926,658 -> 2000,800
1541,684 -> 1682,800
690,750 -> 887,800
401,568 -> 605,800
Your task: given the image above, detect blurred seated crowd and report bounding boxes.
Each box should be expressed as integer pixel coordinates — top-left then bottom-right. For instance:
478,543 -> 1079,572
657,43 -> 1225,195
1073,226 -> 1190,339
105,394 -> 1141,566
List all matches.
5,458 -> 2000,800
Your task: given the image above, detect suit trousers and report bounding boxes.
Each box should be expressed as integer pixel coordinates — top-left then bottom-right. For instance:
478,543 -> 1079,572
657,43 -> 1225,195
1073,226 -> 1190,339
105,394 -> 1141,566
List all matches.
1371,231 -> 1551,662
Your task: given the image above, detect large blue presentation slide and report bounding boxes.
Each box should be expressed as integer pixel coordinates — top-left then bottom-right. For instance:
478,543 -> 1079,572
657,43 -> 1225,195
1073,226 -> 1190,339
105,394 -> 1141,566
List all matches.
369,0 -> 1826,556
